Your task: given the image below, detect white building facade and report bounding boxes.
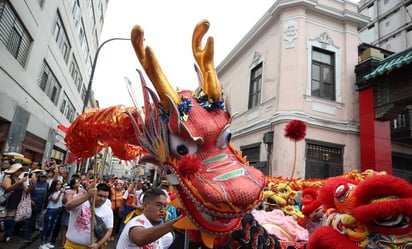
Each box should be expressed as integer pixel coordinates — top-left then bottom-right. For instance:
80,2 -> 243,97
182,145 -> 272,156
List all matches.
217,0 -> 369,178
0,0 -> 108,164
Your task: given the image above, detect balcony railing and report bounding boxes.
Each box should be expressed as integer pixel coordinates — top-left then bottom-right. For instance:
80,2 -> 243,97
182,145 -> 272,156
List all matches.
391,108 -> 412,144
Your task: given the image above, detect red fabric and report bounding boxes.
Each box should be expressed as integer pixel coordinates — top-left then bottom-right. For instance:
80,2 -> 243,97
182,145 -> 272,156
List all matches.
66,152 -> 77,164
168,192 -> 176,201
279,240 -> 307,249
57,124 -> 69,134
307,226 -> 361,249
352,174 -> 412,235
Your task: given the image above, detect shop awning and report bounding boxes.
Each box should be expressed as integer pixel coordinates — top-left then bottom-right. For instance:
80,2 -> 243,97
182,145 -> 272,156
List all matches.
363,47 -> 412,81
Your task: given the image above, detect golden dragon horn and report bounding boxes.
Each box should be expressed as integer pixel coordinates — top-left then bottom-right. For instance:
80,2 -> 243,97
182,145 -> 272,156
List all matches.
130,25 -> 180,110
192,20 -> 222,102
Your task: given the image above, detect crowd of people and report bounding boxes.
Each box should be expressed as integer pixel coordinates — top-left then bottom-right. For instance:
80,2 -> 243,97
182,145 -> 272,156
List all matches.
0,155 -> 182,249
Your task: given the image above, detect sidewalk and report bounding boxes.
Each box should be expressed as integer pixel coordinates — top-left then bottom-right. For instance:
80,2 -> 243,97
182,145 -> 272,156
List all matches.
0,230 -> 41,249
0,230 -> 117,249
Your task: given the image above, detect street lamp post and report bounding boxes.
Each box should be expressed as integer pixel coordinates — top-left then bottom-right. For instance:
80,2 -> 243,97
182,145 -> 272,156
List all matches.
82,37 -> 131,113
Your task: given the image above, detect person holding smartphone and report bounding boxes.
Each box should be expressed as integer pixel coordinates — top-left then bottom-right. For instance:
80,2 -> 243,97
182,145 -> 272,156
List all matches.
1,163 -> 30,242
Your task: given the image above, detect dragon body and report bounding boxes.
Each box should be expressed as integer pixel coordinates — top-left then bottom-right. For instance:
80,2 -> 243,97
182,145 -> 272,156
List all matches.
64,20 -> 412,249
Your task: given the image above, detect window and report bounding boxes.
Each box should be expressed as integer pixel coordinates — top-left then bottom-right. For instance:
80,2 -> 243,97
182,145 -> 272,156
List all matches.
99,2 -> 104,25
0,1 -> 32,66
39,71 -> 48,91
78,22 -> 85,44
87,55 -> 92,77
81,85 -> 86,102
60,97 -> 66,113
94,30 -> 98,48
305,141 -> 343,179
68,0 -> 81,27
392,152 -> 412,183
76,74 -> 83,91
62,43 -> 68,58
69,56 -> 83,91
53,20 -> 61,42
311,48 -> 335,100
248,63 -> 262,109
240,143 -> 261,166
367,3 -> 375,18
53,12 -> 71,62
79,21 -> 89,59
241,143 -> 268,175
88,0 -> 95,31
38,60 -> 62,104
60,93 -> 76,122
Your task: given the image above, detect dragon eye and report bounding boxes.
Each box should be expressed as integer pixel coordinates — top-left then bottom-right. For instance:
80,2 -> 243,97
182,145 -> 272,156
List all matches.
335,183 -> 350,202
169,133 -> 198,158
216,126 -> 231,149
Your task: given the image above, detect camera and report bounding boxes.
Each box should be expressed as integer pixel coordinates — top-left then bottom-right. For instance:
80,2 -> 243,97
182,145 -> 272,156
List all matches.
23,172 -> 32,178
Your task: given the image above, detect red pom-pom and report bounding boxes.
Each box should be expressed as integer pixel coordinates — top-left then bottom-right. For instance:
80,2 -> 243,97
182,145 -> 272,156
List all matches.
178,154 -> 202,177
284,120 -> 306,142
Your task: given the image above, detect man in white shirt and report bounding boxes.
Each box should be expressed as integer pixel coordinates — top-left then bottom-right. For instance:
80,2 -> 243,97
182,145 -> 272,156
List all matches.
64,182 -> 113,249
117,187 -> 181,249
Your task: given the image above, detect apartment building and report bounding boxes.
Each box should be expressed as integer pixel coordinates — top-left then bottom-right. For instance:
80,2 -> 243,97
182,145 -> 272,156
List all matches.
0,0 -> 108,163
358,0 -> 412,52
217,0 -> 369,179
356,0 -> 412,182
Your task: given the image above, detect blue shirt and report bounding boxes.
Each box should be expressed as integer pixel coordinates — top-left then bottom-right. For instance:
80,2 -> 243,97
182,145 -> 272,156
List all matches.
47,191 -> 63,209
31,181 -> 48,210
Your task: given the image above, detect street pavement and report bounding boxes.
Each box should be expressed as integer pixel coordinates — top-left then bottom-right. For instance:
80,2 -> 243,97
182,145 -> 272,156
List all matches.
0,230 -> 117,249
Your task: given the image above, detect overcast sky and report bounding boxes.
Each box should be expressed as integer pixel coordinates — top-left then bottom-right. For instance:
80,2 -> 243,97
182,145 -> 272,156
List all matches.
92,0 -> 359,109
92,0 -> 275,108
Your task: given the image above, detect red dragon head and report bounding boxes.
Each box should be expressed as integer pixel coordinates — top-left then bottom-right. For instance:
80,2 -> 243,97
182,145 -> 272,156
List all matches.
129,20 -> 266,247
351,174 -> 412,237
307,174 -> 412,249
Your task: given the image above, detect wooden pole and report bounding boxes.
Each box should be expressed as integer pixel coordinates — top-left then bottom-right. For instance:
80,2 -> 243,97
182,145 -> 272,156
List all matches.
98,146 -> 109,182
184,229 -> 189,249
90,142 -> 98,244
